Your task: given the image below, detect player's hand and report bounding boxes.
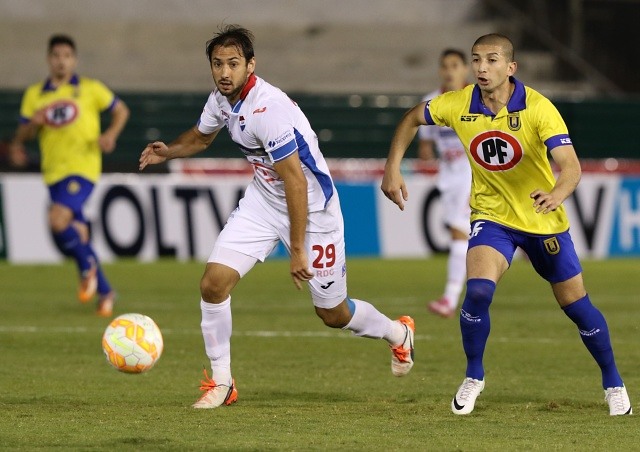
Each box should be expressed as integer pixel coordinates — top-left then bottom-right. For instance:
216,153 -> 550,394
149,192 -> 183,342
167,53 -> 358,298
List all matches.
139,141 -> 170,171
8,143 -> 28,168
30,108 -> 47,126
290,249 -> 314,290
99,132 -> 117,153
381,167 -> 409,211
530,189 -> 561,214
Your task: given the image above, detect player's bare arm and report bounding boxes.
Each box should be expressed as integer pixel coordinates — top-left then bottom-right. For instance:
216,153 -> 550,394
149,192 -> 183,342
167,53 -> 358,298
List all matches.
272,152 -> 314,290
99,100 -> 130,153
418,139 -> 437,161
381,101 -> 428,210
8,122 -> 39,167
530,145 -> 581,214
139,127 -> 218,170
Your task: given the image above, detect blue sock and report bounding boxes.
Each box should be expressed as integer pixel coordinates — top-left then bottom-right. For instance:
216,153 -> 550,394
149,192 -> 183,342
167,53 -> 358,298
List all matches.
562,295 -> 623,389
53,226 -> 92,274
460,278 -> 496,380
346,297 -> 356,316
86,244 -> 112,296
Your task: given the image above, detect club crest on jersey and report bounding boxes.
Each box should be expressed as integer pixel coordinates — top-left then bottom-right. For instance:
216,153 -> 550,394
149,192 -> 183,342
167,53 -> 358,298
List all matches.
469,130 -> 523,171
239,115 -> 245,131
544,237 -> 560,255
44,101 -> 78,127
507,113 -> 521,131
67,180 -> 81,195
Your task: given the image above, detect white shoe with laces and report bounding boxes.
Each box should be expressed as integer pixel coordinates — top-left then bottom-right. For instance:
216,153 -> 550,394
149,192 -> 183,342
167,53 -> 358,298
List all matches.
605,386 -> 632,416
451,377 -> 485,415
390,316 -> 415,377
192,369 -> 238,409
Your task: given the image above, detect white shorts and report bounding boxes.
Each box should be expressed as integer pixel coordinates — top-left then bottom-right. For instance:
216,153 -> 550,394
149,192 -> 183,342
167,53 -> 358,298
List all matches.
440,185 -> 471,235
209,183 -> 347,309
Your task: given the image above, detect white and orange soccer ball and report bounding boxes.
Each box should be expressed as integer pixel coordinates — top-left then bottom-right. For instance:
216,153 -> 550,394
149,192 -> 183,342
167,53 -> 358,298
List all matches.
102,313 -> 164,373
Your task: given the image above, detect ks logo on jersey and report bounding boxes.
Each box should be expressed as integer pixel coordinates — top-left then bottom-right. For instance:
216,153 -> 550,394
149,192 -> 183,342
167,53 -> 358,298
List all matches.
44,101 -> 78,127
469,130 -> 523,171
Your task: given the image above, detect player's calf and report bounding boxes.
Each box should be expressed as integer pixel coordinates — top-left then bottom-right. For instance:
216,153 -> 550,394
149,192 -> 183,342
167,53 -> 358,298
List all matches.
459,278 -> 495,380
562,295 -> 625,389
315,302 -> 352,328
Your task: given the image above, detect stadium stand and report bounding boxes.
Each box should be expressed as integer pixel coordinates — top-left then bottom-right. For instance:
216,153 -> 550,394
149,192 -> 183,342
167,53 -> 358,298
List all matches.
0,0 -> 636,169
0,90 -> 638,171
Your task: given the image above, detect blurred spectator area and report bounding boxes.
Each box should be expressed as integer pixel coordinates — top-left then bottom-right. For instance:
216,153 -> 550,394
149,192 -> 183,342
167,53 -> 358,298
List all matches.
0,0 -> 637,170
3,0 -> 638,97
0,90 -> 637,172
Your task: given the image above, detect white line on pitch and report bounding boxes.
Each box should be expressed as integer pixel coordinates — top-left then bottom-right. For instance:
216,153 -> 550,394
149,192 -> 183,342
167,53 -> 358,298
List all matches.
0,325 -> 566,344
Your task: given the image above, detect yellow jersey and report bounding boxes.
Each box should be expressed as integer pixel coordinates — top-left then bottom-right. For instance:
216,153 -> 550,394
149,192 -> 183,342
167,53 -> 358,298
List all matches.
19,74 -> 117,185
425,77 -> 572,235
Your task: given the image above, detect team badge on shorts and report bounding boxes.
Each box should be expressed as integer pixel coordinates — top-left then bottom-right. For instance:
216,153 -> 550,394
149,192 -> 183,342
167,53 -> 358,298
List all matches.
507,113 -> 521,131
67,180 -> 81,195
544,237 -> 560,255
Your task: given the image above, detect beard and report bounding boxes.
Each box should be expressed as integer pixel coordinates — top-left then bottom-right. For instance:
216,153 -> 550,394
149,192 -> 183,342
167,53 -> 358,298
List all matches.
216,80 -> 243,100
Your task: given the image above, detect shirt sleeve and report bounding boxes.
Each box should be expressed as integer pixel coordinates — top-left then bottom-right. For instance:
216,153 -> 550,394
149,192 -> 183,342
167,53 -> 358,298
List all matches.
19,86 -> 37,123
91,79 -> 117,112
197,93 -> 225,135
423,93 -> 454,128
251,102 -> 298,163
537,97 -> 572,151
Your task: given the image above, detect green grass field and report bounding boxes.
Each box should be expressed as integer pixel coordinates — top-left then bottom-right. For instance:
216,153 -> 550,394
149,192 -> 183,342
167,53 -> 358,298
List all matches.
1,257 -> 638,450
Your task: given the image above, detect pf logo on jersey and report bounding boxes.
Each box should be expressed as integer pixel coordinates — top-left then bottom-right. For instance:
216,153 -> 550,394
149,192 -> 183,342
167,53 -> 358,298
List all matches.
44,101 -> 78,128
469,130 -> 523,171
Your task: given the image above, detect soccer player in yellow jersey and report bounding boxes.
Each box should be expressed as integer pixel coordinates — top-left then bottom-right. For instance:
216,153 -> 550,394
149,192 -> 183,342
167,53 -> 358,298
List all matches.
10,35 -> 130,316
382,34 -> 631,416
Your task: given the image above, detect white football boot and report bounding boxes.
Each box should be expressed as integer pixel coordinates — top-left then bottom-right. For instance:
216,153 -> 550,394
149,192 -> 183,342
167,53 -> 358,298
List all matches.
390,316 -> 415,377
192,369 -> 238,409
605,386 -> 632,416
452,377 -> 485,415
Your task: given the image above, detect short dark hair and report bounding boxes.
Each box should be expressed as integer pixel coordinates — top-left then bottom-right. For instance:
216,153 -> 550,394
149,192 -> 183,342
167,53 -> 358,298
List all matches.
205,25 -> 255,64
48,34 -> 76,53
472,33 -> 515,62
440,48 -> 467,64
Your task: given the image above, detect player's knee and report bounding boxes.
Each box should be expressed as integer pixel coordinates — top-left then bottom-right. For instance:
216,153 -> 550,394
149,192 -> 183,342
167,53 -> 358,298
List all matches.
315,305 -> 350,329
200,276 -> 231,304
48,210 -> 70,233
463,278 -> 496,309
200,263 -> 241,303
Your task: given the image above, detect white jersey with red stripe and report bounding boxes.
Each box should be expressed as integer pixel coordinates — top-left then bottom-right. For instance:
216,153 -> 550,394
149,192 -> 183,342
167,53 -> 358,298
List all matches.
197,74 -> 334,212
418,89 -> 471,191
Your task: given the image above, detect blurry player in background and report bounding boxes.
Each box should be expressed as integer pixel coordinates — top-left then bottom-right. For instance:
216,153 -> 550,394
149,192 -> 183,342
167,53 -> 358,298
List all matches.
418,49 -> 471,318
382,34 -> 631,416
10,35 -> 130,317
139,25 -> 415,409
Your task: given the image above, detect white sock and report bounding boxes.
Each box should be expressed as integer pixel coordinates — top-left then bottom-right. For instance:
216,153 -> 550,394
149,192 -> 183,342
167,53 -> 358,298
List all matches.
443,239 -> 468,308
200,297 -> 232,385
343,298 -> 405,345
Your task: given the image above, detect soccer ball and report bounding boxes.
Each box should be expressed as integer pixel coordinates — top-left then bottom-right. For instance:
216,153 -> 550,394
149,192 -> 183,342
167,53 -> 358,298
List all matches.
102,313 -> 164,373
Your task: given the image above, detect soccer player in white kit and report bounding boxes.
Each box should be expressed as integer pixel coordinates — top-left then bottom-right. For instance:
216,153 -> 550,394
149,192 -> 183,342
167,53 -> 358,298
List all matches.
139,25 -> 415,409
418,49 -> 472,318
